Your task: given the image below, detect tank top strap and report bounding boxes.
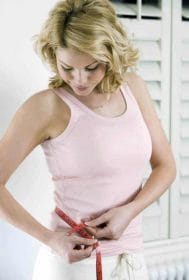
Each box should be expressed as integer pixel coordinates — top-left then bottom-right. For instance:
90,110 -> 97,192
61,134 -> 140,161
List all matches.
50,87 -> 83,121
124,82 -> 138,105
121,82 -> 142,116
51,84 -> 141,123
52,86 -> 129,123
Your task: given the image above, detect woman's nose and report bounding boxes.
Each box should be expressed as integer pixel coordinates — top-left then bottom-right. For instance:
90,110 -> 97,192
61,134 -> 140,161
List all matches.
72,69 -> 88,84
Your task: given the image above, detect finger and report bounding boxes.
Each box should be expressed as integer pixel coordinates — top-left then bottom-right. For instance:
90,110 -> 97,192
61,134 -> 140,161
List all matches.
84,215 -> 108,227
73,236 -> 97,246
84,226 -> 97,236
81,214 -> 97,223
95,227 -> 110,239
81,217 -> 91,223
71,246 -> 93,263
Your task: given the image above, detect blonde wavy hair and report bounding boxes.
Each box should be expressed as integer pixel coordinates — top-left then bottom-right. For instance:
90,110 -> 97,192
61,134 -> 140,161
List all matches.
32,0 -> 139,94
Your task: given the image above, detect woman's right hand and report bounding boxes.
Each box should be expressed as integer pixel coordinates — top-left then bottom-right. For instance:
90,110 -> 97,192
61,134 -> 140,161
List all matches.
46,229 -> 97,263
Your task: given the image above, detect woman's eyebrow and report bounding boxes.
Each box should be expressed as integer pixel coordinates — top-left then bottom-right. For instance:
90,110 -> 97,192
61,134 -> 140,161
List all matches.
59,60 -> 98,67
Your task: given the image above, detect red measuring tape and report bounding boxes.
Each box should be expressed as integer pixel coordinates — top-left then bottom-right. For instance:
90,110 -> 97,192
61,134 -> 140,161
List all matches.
55,207 -> 103,280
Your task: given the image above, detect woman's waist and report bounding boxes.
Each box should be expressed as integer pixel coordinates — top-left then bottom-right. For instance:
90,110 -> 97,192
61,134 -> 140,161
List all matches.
48,207 -> 143,262
49,208 -> 142,234
53,184 -> 142,220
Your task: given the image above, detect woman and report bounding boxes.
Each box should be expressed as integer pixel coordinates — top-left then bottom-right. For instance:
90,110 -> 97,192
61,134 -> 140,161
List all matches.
0,0 -> 176,279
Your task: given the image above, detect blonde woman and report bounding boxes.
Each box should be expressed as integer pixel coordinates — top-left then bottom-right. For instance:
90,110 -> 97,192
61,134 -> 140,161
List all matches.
0,0 -> 176,279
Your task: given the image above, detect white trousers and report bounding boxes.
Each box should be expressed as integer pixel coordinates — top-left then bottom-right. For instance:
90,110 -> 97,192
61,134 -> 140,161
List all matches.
32,245 -> 149,280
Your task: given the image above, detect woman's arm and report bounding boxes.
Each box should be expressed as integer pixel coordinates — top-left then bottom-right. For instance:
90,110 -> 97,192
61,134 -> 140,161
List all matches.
0,90 -> 97,262
124,73 -> 176,218
0,187 -> 52,244
0,90 -> 56,244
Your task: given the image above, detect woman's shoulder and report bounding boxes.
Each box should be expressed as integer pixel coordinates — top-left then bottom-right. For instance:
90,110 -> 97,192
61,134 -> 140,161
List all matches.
30,87 -> 62,108
125,72 -> 144,89
26,88 -> 59,122
27,88 -> 70,142
124,72 -> 147,105
30,87 -> 69,116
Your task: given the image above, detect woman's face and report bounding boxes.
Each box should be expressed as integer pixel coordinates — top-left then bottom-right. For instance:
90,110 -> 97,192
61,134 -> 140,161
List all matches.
56,47 -> 107,97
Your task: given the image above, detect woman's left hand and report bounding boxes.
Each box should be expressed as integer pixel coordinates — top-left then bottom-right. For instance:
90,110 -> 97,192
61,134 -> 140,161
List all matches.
82,203 -> 136,240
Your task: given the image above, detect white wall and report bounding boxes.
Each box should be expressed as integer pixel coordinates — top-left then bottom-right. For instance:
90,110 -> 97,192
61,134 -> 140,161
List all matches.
0,1 -> 57,279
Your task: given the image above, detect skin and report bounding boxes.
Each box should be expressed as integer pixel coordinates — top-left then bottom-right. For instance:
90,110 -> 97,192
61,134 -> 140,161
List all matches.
55,47 -> 108,105
0,47 -> 176,263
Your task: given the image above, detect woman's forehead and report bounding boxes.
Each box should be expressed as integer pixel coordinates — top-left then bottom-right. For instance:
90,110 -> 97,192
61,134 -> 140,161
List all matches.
56,47 -> 97,67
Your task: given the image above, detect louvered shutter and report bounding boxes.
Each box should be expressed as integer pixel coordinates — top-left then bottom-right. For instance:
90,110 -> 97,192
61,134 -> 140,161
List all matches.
170,1 -> 189,238
180,25 -> 189,226
111,0 -> 171,241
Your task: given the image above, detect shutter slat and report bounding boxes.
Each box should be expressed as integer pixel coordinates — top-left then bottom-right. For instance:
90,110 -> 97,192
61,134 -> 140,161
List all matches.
182,8 -> 189,19
111,3 -> 136,16
180,101 -> 189,119
182,23 -> 189,41
126,4 -> 140,16
146,82 -> 161,101
180,139 -> 189,157
182,43 -> 189,61
181,122 -> 189,138
143,201 -> 161,217
111,3 -> 161,18
135,40 -> 161,61
138,61 -> 161,81
181,83 -> 189,100
142,4 -> 162,18
180,178 -> 189,195
181,62 -> 189,81
120,19 -> 161,41
180,159 -> 189,176
179,197 -> 189,214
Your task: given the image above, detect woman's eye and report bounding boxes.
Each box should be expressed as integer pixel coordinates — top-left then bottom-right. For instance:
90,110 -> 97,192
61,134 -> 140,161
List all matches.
86,65 -> 98,71
62,66 -> 72,71
61,65 -> 99,72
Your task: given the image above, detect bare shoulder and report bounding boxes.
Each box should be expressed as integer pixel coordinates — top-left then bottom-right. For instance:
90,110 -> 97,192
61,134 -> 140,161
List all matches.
125,72 -> 148,108
24,88 -> 70,141
125,71 -> 141,83
124,71 -> 159,127
125,72 -> 159,120
26,88 -> 59,115
21,89 -> 56,141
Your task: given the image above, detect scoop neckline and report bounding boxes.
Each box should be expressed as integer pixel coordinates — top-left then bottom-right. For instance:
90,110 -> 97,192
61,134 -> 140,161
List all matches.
59,85 -> 128,122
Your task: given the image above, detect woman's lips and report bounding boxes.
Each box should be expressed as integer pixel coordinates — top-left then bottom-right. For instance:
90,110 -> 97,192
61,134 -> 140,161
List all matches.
75,86 -> 88,91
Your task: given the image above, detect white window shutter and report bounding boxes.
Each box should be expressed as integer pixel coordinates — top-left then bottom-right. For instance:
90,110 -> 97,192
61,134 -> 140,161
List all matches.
171,0 -> 189,236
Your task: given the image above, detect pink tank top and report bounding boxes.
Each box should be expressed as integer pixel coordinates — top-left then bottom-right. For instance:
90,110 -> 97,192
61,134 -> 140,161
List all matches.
40,82 -> 152,257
